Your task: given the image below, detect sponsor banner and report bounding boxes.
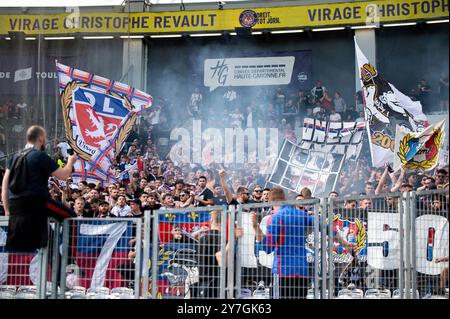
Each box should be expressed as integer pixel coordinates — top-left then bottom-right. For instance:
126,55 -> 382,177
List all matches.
202,51 -> 311,92
394,120 -> 446,172
204,56 -> 294,92
355,39 -> 429,168
0,0 -> 448,35
0,55 -> 68,94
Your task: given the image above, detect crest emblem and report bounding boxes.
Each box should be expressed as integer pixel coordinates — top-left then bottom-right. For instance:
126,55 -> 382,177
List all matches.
239,10 -> 258,28
61,81 -> 136,161
397,127 -> 443,171
333,214 -> 367,263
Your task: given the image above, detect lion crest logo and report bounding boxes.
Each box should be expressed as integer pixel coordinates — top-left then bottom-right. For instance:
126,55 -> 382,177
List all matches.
60,81 -> 136,162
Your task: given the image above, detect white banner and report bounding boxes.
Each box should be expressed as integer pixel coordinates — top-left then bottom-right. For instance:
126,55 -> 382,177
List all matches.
355,38 -> 428,167
367,212 -> 400,270
204,56 -> 295,91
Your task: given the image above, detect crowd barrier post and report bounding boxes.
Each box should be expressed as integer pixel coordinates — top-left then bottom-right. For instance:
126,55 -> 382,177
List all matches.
410,191 -> 418,299
313,201 -> 320,299
141,210 -> 151,299
404,192 -> 412,299
327,197 -> 335,299
50,219 -> 61,299
227,205 -> 236,299
133,217 -> 143,300
399,193 -> 405,299
150,211 -> 159,299
235,204 -> 243,298
319,197 -> 329,299
219,209 -> 227,299
59,219 -> 70,298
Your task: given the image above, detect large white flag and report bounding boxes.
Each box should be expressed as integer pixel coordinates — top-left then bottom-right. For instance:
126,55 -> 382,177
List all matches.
393,120 -> 446,172
355,39 -> 428,167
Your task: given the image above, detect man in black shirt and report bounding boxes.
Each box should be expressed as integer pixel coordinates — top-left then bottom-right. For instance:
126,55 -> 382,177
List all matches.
196,211 -> 243,298
212,185 -> 227,206
1,125 -> 77,251
194,176 -> 214,207
218,170 -> 251,206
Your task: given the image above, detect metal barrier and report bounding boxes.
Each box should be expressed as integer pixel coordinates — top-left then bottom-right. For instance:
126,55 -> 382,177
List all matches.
327,193 -> 404,299
0,189 -> 448,299
410,190 -> 449,299
234,199 -> 322,300
0,217 -> 59,299
142,206 -> 228,299
59,217 -> 142,299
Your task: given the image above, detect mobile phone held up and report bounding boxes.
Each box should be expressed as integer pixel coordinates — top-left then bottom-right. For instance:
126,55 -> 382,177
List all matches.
387,163 -> 394,173
67,148 -> 74,156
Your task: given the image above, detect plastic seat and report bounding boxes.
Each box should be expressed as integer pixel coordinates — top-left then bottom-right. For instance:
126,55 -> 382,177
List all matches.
365,288 -> 391,299
87,287 -> 110,295
392,289 -> 420,299
71,286 -> 87,294
0,291 -> 15,299
87,293 -> 112,299
17,285 -> 37,293
239,289 -> 252,299
14,292 -> 37,299
111,287 -> 133,295
111,293 -> 134,299
0,285 -> 17,293
338,288 -> 363,299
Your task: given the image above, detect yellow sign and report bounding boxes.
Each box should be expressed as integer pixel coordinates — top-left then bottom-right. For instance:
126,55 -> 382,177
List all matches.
0,0 -> 448,35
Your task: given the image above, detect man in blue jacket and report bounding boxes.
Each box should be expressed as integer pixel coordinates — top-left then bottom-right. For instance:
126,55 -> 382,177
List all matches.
251,187 -> 313,299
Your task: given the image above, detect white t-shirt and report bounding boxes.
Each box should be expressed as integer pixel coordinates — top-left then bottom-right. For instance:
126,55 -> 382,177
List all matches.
149,109 -> 161,125
312,106 -> 322,114
57,142 -> 70,158
110,205 -> 131,217
329,113 -> 342,122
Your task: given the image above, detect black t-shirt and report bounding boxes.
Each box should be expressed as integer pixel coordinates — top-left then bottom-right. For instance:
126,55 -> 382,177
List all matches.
134,188 -> 145,199
8,149 -> 59,199
197,230 -> 221,283
142,203 -> 161,212
196,188 -> 214,207
213,195 -> 227,206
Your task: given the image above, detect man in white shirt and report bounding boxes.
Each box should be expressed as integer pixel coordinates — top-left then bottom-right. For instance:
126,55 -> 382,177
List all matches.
110,195 -> 132,217
57,140 -> 70,158
329,109 -> 342,122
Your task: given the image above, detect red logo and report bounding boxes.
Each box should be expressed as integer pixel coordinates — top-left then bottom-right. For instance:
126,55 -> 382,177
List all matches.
73,100 -> 121,149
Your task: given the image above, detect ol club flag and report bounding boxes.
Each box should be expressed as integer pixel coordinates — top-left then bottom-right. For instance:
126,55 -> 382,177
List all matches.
394,120 -> 446,172
56,62 -> 153,185
354,39 -> 428,167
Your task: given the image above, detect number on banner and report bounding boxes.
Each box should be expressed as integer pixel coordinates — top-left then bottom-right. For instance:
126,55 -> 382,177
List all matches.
367,213 -> 400,270
415,215 -> 449,276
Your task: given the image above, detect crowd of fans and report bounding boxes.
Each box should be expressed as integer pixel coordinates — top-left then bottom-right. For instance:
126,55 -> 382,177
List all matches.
0,77 -> 449,217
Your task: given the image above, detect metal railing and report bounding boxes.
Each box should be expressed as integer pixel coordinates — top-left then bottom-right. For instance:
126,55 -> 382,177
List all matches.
0,189 -> 448,299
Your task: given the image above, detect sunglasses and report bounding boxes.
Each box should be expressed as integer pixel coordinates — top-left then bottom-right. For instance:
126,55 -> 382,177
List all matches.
254,190 -> 262,193
241,192 -> 250,196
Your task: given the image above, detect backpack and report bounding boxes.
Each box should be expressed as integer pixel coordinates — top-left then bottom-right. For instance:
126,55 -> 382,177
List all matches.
8,148 -> 33,193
